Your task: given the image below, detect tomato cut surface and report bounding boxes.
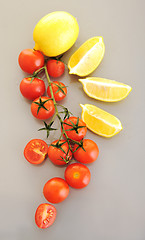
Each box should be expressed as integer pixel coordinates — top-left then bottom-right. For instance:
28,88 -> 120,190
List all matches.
64,163 -> 91,189
24,139 -> 48,164
35,203 -> 56,229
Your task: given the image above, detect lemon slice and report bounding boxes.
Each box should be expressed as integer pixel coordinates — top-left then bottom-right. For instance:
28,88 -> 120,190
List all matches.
68,36 -> 105,76
80,104 -> 123,137
79,77 -> 132,102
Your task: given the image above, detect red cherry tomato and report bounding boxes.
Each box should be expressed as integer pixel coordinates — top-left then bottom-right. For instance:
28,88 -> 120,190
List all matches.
73,139 -> 99,164
35,203 -> 56,229
64,163 -> 91,189
62,117 -> 87,141
24,139 -> 48,164
31,96 -> 55,120
48,140 -> 72,165
20,77 -> 45,100
43,177 -> 69,203
46,59 -> 65,78
47,81 -> 67,102
18,49 -> 44,74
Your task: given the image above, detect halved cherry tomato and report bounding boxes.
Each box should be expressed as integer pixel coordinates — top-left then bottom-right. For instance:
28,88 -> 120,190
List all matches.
43,177 -> 69,203
47,81 -> 67,101
18,49 -> 44,74
62,116 -> 87,141
46,59 -> 65,78
48,140 -> 72,165
73,139 -> 99,164
31,96 -> 55,120
35,203 -> 56,229
24,139 -> 48,164
64,163 -> 91,189
20,77 -> 45,100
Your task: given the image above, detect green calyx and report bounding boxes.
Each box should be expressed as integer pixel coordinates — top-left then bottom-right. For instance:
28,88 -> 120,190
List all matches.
63,117 -> 86,134
38,121 -> 57,138
53,82 -> 67,95
33,97 -> 52,115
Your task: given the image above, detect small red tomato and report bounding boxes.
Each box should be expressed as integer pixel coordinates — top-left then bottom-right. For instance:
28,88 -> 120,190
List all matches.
31,96 -> 55,120
73,139 -> 99,164
46,59 -> 65,77
20,77 -> 45,100
62,117 -> 87,141
18,49 -> 44,74
48,140 -> 72,165
47,81 -> 67,102
24,139 -> 48,164
43,177 -> 69,203
64,163 -> 91,189
35,203 -> 56,229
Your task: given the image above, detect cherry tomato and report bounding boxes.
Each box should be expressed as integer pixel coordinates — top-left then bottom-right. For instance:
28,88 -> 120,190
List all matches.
73,139 -> 99,164
24,139 -> 48,164
46,59 -> 65,77
64,163 -> 91,189
18,49 -> 44,74
31,96 -> 55,120
20,77 -> 45,100
43,177 -> 69,203
62,117 -> 87,141
35,203 -> 56,229
48,140 -> 72,165
47,81 -> 67,102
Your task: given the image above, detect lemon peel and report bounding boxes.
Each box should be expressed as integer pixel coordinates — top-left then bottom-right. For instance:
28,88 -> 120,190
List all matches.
33,11 -> 79,57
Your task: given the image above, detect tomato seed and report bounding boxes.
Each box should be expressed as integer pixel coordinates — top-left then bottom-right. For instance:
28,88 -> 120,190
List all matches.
43,219 -> 49,224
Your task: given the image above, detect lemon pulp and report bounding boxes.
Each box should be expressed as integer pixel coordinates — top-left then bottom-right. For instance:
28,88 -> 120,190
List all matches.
80,104 -> 123,137
79,77 -> 132,102
68,36 -> 105,76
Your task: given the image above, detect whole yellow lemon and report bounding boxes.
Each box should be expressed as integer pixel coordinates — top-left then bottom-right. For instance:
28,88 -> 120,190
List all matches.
33,11 -> 79,57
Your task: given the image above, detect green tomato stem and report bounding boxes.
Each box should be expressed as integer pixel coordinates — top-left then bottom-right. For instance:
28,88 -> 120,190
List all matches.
44,65 -> 72,152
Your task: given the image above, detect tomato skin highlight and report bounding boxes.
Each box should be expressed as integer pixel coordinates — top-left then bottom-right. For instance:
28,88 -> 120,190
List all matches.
46,59 -> 65,78
62,116 -> 87,141
64,163 -> 91,189
47,81 -> 67,102
73,139 -> 99,164
35,203 -> 56,229
24,139 -> 48,164
31,96 -> 55,120
20,77 -> 45,100
43,177 -> 69,203
18,49 -> 44,74
48,140 -> 72,165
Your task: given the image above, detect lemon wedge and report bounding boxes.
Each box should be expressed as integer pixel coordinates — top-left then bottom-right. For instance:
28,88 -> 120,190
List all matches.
80,104 -> 123,137
79,77 -> 132,102
68,36 -> 105,76
33,11 -> 79,57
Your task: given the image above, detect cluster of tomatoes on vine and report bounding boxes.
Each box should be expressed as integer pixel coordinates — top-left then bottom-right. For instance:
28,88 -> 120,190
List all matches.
18,48 -> 99,229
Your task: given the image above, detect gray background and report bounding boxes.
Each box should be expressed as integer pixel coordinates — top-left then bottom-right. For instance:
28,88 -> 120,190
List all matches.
1,0 -> 145,239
